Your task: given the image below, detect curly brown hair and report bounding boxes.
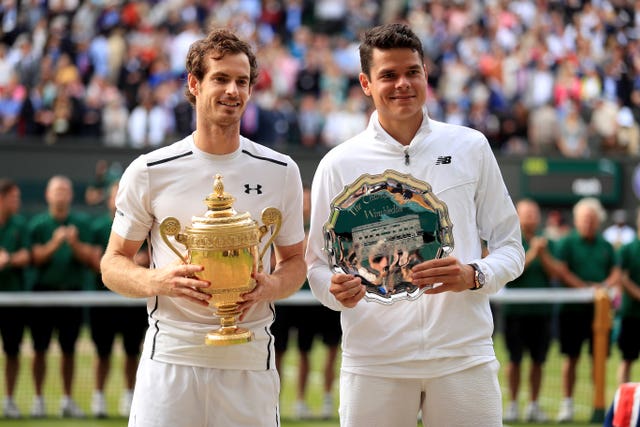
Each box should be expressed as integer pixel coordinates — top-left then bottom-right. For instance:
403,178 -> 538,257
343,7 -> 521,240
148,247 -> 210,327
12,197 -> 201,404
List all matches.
184,28 -> 259,106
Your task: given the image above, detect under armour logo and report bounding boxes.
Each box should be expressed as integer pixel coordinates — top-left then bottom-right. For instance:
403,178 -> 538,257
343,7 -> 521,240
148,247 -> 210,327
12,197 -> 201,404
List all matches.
244,184 -> 263,194
435,156 -> 452,165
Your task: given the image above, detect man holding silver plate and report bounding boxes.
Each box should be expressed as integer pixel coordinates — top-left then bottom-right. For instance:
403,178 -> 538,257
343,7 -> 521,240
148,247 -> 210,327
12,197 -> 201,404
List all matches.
100,29 -> 306,427
306,23 -> 524,427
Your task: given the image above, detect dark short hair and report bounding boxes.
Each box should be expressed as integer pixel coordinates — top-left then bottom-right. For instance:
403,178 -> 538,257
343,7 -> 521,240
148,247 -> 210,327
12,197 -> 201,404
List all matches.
0,178 -> 17,196
359,23 -> 424,77
184,28 -> 259,105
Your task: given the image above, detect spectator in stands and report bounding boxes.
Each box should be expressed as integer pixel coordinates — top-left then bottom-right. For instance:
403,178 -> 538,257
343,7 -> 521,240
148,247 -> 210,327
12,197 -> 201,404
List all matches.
306,23 -> 524,427
87,181 -> 147,418
0,72 -> 26,134
615,208 -> 640,384
54,52 -> 81,88
268,96 -> 301,147
297,94 -> 324,149
629,86 -> 640,131
503,199 -> 560,423
312,0 -> 347,35
273,183 -> 341,420
295,48 -> 322,98
0,44 -> 14,88
557,100 -> 589,158
101,88 -> 129,147
320,89 -> 368,148
117,46 -> 147,112
82,76 -> 112,136
127,83 -> 169,148
552,59 -> 581,111
528,102 -> 560,156
0,0 -> 639,161
553,197 -> 620,422
169,20 -> 204,77
239,99 -> 276,145
604,209 -> 636,250
497,97 -> 529,155
0,179 -> 30,419
523,55 -> 555,111
27,175 -> 95,418
590,97 -> 621,156
616,106 -> 640,156
319,55 -> 349,106
11,34 -> 40,91
46,85 -> 84,144
437,53 -> 471,109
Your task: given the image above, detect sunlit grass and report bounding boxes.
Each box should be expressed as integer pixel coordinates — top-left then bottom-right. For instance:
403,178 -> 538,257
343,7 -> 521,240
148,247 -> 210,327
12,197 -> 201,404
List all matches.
0,326 -> 627,426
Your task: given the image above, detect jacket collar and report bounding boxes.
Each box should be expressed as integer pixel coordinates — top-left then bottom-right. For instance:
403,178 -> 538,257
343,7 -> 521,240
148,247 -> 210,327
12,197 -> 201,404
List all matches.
367,105 -> 433,148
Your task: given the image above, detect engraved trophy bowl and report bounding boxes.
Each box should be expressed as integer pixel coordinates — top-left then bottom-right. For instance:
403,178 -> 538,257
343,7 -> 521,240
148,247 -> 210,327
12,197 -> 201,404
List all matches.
160,174 -> 282,345
324,170 -> 454,305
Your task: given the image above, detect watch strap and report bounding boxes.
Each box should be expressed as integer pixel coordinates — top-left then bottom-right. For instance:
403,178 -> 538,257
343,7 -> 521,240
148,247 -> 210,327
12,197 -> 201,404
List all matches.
469,263 -> 484,291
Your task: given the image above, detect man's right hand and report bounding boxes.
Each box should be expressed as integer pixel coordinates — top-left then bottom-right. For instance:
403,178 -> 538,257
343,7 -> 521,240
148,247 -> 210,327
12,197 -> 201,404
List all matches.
149,262 -> 211,306
330,273 -> 365,308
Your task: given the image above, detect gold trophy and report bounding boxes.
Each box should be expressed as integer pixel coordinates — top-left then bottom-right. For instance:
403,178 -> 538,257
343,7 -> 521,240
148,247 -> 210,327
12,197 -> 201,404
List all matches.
159,174 -> 282,345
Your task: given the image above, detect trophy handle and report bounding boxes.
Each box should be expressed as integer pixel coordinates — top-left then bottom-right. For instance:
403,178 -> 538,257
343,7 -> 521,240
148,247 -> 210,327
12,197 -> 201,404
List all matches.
159,217 -> 187,263
257,207 -> 282,272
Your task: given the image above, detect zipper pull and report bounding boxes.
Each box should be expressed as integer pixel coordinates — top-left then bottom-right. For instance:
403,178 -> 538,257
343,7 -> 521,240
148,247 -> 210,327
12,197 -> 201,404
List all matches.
404,148 -> 410,165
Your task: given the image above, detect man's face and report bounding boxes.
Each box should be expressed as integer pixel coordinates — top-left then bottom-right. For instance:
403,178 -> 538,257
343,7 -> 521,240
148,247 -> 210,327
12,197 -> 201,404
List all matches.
2,187 -> 20,215
517,201 -> 540,234
359,48 -> 427,126
46,178 -> 73,210
574,206 -> 600,240
189,52 -> 252,128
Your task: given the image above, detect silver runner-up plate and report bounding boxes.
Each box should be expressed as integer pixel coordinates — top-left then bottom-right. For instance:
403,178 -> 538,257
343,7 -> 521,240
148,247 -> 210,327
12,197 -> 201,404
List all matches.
324,170 -> 454,305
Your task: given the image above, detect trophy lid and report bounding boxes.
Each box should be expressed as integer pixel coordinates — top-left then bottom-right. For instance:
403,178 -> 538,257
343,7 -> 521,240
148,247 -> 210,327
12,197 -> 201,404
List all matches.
191,174 -> 253,227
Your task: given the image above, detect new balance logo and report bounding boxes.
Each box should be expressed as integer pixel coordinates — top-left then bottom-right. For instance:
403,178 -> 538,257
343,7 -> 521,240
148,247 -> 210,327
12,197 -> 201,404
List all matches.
244,184 -> 263,194
435,156 -> 452,165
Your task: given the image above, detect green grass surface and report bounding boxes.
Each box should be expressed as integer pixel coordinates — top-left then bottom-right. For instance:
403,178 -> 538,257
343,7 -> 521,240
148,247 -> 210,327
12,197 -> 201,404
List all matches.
0,417 -> 605,427
0,327 -> 627,426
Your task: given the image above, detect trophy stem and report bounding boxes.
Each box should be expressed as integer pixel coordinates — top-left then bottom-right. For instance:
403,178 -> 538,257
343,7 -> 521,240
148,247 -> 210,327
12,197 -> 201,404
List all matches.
205,304 -> 254,346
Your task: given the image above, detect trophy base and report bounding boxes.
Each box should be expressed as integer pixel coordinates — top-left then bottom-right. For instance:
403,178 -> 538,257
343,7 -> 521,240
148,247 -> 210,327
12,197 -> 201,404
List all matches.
205,326 -> 254,346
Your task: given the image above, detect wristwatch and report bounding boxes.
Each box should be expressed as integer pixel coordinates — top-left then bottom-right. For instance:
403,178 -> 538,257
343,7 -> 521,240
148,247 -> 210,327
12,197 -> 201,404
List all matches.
469,263 -> 485,290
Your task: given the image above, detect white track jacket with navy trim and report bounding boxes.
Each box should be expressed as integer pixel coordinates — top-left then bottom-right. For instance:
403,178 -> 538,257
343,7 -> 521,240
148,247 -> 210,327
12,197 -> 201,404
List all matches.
306,107 -> 524,378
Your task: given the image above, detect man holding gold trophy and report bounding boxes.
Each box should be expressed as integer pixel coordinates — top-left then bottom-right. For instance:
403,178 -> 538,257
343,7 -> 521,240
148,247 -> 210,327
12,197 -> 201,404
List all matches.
100,29 -> 306,427
306,23 -> 524,427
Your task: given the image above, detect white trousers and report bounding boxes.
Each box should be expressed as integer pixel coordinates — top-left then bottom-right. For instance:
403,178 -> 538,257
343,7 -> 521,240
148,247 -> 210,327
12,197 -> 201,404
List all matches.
129,358 -> 280,427
339,360 -> 502,427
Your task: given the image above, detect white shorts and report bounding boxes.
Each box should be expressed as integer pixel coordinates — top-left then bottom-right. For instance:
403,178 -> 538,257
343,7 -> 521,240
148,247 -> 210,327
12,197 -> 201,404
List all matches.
339,360 -> 502,427
129,358 -> 280,427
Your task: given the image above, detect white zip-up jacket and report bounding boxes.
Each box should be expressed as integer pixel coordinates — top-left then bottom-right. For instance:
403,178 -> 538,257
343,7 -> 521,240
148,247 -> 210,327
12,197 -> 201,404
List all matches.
306,108 -> 524,378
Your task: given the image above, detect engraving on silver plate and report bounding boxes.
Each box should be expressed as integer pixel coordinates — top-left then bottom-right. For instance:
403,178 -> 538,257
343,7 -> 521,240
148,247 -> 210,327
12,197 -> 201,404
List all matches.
324,170 -> 454,305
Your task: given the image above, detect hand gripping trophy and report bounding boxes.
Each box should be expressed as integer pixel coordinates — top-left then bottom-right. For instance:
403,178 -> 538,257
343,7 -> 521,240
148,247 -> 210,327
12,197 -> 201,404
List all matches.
160,174 -> 281,345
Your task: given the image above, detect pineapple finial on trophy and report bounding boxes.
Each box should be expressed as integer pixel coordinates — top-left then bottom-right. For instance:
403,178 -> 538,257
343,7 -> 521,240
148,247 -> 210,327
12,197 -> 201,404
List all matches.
213,173 -> 224,197
204,174 -> 235,218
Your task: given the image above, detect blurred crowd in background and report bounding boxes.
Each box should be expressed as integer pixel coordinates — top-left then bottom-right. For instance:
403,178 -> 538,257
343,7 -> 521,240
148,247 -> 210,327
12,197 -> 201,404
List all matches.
2,0 -> 640,156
